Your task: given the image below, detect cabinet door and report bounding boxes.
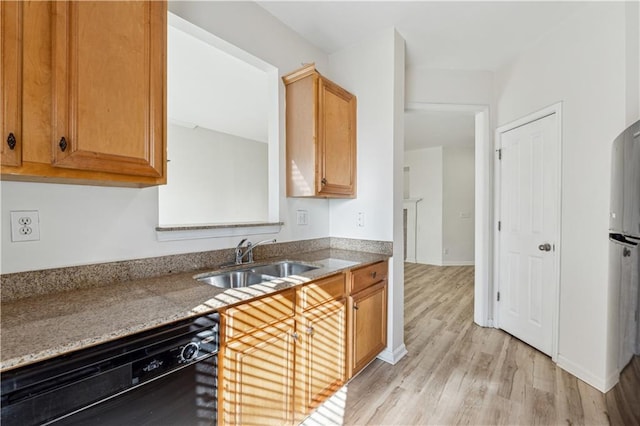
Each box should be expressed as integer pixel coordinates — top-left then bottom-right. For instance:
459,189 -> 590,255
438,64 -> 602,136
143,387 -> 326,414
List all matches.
317,77 -> 356,197
296,299 -> 346,418
51,1 -> 165,177
284,70 -> 317,198
221,320 -> 295,426
349,280 -> 387,378
1,0 -> 22,167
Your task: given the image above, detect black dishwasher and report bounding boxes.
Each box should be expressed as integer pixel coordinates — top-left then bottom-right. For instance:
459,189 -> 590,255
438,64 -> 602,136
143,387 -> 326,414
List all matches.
1,312 -> 219,426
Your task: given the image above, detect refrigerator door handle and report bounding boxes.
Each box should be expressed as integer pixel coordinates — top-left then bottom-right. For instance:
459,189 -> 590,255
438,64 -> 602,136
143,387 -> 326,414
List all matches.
609,233 -> 639,246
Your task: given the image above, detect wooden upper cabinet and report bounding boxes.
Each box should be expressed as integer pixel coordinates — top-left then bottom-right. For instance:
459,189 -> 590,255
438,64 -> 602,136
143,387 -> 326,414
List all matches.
51,1 -> 165,178
283,64 -> 356,198
0,0 -> 166,187
0,1 -> 22,167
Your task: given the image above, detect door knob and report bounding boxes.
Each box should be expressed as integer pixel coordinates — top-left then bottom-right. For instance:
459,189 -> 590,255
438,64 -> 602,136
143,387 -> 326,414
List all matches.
538,243 -> 552,252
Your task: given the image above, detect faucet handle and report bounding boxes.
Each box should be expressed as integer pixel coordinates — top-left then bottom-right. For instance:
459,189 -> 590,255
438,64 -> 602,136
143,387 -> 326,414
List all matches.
247,241 -> 254,262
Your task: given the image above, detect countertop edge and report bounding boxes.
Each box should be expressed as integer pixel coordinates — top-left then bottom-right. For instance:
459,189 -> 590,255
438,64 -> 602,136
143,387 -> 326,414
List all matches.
1,250 -> 389,372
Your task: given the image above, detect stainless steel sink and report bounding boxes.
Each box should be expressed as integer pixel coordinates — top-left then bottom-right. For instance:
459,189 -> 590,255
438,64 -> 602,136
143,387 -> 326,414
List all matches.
195,270 -> 276,289
195,261 -> 319,289
250,261 -> 319,278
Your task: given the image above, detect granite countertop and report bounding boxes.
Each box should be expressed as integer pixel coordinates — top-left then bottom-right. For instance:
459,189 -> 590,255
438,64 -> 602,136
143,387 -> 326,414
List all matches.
0,249 -> 388,372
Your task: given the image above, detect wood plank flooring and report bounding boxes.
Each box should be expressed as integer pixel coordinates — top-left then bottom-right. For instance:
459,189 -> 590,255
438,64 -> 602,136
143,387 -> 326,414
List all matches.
310,263 -> 640,425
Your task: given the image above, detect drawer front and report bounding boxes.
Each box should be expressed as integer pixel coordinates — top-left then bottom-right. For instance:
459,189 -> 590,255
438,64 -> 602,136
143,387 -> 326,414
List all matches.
223,290 -> 295,340
350,260 -> 388,294
299,273 -> 345,311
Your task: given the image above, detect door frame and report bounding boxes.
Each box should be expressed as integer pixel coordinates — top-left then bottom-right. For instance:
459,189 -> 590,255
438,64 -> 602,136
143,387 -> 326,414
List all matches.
493,102 -> 563,361
405,102 -> 492,327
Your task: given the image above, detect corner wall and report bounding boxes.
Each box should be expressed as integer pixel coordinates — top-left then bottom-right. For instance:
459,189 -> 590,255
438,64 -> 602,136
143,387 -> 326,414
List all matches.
327,28 -> 407,362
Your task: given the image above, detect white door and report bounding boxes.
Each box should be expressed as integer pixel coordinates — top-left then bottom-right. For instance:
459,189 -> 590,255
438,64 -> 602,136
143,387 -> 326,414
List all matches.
497,113 -> 559,357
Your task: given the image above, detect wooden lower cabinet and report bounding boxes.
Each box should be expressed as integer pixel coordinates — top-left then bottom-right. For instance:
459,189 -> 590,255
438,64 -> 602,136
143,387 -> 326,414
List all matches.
295,299 -> 346,421
348,280 -> 388,378
220,319 -> 295,426
218,268 -> 387,425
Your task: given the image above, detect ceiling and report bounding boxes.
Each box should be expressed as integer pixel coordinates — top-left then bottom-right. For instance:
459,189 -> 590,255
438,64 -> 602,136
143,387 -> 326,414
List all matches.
257,1 -> 588,71
257,1 -> 590,150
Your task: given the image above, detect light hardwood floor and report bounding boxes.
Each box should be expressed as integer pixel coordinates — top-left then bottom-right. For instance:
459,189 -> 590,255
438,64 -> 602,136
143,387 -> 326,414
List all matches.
319,263 -> 639,426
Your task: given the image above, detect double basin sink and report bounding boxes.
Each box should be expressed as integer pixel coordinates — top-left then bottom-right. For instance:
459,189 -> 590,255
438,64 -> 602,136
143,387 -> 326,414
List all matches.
194,261 -> 319,289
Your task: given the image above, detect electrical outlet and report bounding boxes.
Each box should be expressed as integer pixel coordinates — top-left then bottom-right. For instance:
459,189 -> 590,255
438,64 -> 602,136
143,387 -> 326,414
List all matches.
10,210 -> 40,242
357,212 -> 365,227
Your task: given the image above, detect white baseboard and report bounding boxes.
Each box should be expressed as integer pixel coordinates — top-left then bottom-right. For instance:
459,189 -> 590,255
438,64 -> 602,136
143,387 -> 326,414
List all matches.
556,355 -> 619,393
415,259 -> 475,267
415,259 -> 440,266
441,260 -> 475,266
377,343 -> 408,365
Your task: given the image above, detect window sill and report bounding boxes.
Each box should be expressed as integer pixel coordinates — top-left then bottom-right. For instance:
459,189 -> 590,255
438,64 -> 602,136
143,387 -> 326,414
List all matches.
155,222 -> 283,241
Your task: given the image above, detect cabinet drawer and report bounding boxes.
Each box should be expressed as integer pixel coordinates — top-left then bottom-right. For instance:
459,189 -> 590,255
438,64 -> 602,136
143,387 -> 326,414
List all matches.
350,260 -> 388,294
223,290 -> 295,340
299,273 -> 345,311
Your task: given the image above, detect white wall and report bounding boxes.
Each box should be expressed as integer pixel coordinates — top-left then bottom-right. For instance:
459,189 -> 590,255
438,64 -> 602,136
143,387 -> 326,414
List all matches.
327,31 -> 396,242
1,2 -> 331,274
627,1 -> 640,125
391,30 -> 407,362
327,28 -> 407,362
406,68 -> 493,106
442,146 -> 475,265
494,2 -> 634,391
159,125 -> 268,225
405,146 -> 474,266
406,147 -> 443,265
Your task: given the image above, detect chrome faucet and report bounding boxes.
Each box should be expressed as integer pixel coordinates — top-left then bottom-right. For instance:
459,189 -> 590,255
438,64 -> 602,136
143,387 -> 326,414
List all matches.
234,238 -> 276,264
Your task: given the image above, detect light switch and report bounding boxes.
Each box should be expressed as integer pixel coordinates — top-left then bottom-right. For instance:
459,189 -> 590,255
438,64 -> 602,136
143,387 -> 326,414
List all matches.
296,210 -> 308,225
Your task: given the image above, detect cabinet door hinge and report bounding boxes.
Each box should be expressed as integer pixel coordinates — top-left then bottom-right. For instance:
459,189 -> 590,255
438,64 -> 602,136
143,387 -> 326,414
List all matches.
497,291 -> 501,302
498,221 -> 501,231
497,148 -> 502,160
